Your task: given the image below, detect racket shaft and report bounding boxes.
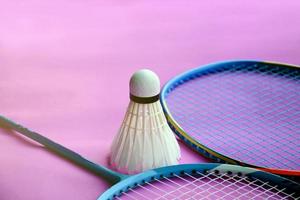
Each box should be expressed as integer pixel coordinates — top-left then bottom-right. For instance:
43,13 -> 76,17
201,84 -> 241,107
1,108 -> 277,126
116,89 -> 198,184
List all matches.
0,115 -> 122,184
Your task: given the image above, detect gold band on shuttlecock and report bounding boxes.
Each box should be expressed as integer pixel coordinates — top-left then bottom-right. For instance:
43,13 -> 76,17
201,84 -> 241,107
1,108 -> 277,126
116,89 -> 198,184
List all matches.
130,93 -> 160,104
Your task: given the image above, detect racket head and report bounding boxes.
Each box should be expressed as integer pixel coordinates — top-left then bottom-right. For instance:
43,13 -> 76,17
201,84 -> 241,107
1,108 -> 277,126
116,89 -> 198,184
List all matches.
160,60 -> 300,176
99,163 -> 300,200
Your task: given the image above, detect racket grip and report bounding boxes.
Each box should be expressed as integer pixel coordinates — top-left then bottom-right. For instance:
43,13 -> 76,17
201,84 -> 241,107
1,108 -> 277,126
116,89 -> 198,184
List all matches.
0,115 -> 124,184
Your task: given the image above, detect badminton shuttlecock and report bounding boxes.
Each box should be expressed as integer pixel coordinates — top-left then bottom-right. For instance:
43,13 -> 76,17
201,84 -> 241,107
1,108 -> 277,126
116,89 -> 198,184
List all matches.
110,69 -> 181,174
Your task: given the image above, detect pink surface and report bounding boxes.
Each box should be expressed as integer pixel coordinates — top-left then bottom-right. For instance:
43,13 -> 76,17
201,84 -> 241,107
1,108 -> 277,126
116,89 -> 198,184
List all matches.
0,1 -> 299,199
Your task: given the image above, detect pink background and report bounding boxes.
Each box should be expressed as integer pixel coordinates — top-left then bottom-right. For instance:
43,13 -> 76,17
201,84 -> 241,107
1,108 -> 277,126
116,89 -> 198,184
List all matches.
1,1 -> 299,199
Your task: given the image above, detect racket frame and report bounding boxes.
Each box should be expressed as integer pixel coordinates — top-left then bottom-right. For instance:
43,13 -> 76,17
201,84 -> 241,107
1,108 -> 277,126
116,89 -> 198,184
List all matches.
99,163 -> 300,200
160,60 -> 300,176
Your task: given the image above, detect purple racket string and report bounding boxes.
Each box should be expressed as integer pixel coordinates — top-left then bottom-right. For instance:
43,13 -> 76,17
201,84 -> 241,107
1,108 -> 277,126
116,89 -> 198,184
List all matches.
164,63 -> 300,170
113,170 -> 296,199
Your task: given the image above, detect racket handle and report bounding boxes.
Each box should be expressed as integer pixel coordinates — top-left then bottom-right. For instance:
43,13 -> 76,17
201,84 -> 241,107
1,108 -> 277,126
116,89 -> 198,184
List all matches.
0,115 -> 124,184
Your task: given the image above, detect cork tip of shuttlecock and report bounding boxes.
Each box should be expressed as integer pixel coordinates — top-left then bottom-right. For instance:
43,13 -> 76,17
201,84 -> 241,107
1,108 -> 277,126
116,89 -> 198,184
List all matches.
130,69 -> 160,98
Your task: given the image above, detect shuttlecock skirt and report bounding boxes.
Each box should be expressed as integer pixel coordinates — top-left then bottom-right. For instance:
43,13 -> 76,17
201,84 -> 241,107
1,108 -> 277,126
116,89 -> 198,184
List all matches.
110,101 -> 180,174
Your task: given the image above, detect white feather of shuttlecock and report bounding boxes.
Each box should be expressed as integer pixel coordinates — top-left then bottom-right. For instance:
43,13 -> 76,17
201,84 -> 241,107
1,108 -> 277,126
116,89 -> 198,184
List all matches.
110,69 -> 180,174
110,100 -> 181,174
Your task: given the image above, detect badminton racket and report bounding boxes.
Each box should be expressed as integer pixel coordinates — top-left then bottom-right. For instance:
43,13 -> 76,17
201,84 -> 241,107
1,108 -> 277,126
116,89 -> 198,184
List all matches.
0,115 -> 299,199
160,60 -> 300,177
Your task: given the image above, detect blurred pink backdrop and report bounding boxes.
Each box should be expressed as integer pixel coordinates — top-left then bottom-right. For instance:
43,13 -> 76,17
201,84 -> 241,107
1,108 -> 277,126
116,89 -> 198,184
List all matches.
0,1 -> 299,199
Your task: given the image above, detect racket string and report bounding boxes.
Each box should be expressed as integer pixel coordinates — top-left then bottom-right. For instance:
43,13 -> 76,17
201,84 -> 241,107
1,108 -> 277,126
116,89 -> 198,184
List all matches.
153,171 -> 225,199
195,115 -> 297,168
186,173 -> 275,199
173,172 -> 245,199
173,83 -> 298,128
165,172 -> 219,199
199,111 -> 299,168
115,170 -> 296,199
186,109 -> 297,168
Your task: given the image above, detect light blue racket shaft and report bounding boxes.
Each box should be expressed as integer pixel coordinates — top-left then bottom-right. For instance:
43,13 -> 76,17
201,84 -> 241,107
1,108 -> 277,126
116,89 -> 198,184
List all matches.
0,115 -> 124,184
